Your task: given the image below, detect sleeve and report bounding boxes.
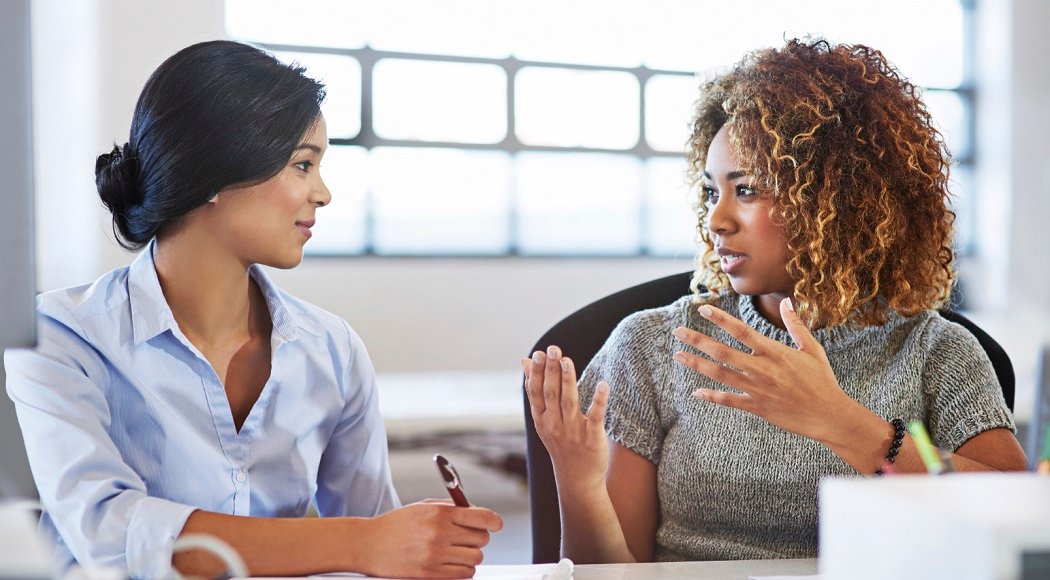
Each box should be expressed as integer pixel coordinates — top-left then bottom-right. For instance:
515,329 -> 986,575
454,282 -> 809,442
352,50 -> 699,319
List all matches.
4,312 -> 196,579
577,308 -> 673,465
919,318 -> 1016,452
314,321 -> 400,517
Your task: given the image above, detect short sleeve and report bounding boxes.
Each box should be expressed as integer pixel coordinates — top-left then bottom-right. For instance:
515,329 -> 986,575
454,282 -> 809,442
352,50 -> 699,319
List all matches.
577,307 -> 676,465
919,319 -> 1016,451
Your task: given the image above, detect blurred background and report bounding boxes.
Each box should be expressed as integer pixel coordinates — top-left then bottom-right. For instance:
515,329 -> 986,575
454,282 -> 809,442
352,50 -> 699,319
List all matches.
3,0 -> 1049,564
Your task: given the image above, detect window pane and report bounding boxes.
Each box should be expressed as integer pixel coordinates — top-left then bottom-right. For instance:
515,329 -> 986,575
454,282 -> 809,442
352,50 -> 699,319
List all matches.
640,0 -> 963,88
508,0 -> 645,67
308,146 -> 368,255
923,90 -> 969,160
368,0 -> 512,58
646,75 -> 699,153
370,148 -> 511,254
225,0 -> 367,50
516,68 -> 639,149
373,60 -> 507,144
274,52 -> 361,139
645,158 -> 697,257
516,153 -> 642,254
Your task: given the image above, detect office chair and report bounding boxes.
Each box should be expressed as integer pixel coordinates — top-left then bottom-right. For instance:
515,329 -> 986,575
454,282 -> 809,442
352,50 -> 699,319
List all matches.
521,271 -> 1016,563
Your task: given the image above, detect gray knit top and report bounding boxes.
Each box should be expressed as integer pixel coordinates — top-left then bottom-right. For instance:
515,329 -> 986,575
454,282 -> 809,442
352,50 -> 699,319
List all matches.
576,291 -> 1015,561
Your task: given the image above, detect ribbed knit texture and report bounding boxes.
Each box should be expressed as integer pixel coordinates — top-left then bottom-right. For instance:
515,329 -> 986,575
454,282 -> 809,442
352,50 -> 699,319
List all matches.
576,291 -> 1015,561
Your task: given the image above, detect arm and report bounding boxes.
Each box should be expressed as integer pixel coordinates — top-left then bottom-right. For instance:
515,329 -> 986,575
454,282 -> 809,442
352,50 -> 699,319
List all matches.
523,348 -> 658,563
6,320 -> 501,579
174,503 -> 502,578
672,299 -> 1027,474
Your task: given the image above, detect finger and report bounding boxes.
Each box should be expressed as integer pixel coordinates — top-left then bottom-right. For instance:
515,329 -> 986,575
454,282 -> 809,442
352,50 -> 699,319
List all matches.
523,356 -> 546,418
673,349 -> 753,392
693,387 -> 755,413
452,506 -> 504,532
419,498 -> 455,505
558,356 -> 581,418
672,326 -> 751,371
543,346 -> 563,419
438,546 -> 485,568
585,381 -> 609,424
697,304 -> 769,355
447,525 -> 491,548
527,351 -> 547,415
780,298 -> 825,358
437,564 -> 479,579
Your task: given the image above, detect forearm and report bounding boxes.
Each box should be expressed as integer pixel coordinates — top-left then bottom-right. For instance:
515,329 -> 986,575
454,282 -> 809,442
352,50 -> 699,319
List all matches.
817,402 -> 1025,474
556,482 -> 636,564
174,510 -> 369,577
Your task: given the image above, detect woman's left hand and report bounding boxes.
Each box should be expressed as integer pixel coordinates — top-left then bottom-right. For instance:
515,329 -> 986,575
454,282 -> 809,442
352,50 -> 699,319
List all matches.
671,297 -> 856,443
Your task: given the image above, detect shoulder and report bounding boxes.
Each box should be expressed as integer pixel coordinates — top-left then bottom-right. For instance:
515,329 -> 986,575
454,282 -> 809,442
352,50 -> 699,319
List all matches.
270,286 -> 365,348
613,294 -> 696,341
36,267 -> 133,335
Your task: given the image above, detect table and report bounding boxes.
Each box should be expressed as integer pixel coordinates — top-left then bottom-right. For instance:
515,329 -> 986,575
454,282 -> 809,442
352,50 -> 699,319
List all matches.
258,559 -> 820,579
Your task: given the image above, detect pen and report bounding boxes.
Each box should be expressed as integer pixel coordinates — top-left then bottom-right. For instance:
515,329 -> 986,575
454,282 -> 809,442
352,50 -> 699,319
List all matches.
907,420 -> 945,475
434,453 -> 471,507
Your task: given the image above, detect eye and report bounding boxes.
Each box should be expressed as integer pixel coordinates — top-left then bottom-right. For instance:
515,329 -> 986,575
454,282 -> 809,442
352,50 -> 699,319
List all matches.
293,160 -> 314,173
701,184 -> 719,206
736,184 -> 757,198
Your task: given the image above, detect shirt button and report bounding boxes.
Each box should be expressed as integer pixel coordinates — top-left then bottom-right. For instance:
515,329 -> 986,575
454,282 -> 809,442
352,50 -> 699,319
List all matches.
235,471 -> 247,483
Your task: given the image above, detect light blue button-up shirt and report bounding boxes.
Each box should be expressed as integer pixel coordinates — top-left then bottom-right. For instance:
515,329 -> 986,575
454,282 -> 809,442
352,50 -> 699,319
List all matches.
5,242 -> 399,578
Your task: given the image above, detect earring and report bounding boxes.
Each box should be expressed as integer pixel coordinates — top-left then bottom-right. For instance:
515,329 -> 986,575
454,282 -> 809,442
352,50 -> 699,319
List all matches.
208,193 -> 219,203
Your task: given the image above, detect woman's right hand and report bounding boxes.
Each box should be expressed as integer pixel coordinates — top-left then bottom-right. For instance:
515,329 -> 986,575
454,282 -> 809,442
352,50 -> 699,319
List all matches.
523,346 -> 611,495
358,501 -> 503,579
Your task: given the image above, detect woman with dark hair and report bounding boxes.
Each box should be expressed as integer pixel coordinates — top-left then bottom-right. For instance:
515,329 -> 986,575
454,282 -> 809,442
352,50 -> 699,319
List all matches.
524,38 -> 1026,563
5,40 -> 501,579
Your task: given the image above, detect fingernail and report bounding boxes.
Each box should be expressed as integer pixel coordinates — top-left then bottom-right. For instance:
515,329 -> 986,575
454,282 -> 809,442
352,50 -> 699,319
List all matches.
547,345 -> 560,358
560,358 -> 569,370
597,382 -> 609,394
532,352 -> 543,363
698,305 -> 713,318
672,327 -> 687,340
783,298 -> 795,312
673,352 -> 686,363
692,389 -> 708,400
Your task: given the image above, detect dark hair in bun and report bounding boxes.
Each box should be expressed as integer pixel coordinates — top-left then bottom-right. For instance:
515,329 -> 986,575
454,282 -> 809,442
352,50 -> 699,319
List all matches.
94,40 -> 326,250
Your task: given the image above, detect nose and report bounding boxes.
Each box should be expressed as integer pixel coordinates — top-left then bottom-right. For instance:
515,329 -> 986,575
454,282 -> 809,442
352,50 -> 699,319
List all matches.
312,174 -> 332,208
706,194 -> 736,238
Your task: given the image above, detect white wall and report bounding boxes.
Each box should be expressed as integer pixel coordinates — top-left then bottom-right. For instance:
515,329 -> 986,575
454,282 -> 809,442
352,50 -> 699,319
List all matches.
31,1 -> 1050,392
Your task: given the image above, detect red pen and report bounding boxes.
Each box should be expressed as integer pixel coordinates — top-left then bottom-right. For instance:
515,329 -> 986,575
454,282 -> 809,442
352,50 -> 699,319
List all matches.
434,453 -> 471,507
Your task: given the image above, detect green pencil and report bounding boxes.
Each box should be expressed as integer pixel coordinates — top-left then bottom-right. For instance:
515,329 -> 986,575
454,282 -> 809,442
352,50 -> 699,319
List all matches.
907,420 -> 944,475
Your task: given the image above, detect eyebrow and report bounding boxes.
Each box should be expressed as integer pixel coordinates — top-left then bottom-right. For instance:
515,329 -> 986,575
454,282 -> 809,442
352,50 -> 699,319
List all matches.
702,170 -> 750,181
294,144 -> 324,154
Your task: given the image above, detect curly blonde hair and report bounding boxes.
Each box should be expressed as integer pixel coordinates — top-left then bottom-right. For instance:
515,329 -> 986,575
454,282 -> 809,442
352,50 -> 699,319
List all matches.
687,38 -> 955,328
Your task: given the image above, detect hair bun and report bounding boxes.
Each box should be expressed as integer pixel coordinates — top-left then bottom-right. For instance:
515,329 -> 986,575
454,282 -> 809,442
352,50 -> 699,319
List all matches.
95,142 -> 141,214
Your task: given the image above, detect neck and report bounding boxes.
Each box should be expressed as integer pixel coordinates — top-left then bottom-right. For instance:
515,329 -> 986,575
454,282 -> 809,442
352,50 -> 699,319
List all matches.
153,232 -> 267,346
755,293 -> 789,330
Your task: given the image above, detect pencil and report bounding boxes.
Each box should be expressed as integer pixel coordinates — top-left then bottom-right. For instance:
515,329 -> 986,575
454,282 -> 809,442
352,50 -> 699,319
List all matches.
907,420 -> 944,475
1038,430 -> 1050,474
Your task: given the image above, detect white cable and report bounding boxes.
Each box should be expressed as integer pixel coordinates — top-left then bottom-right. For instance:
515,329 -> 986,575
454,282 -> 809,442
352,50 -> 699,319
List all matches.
171,533 -> 249,580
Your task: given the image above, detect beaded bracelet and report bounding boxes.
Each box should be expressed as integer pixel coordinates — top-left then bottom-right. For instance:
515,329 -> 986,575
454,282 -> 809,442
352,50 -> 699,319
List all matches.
874,418 -> 906,476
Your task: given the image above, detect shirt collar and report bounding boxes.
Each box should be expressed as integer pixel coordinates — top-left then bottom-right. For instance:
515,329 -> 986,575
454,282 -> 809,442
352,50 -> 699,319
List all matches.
128,240 -> 302,345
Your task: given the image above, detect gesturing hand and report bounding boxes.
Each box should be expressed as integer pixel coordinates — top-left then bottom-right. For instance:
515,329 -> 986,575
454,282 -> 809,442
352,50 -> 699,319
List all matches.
671,298 -> 856,444
522,346 -> 610,494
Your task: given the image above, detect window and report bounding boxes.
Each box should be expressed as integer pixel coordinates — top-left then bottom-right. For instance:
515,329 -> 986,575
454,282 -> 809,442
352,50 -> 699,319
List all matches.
226,0 -> 974,257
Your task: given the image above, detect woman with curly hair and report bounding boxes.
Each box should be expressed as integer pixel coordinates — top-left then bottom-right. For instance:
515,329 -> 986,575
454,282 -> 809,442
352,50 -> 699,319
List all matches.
524,38 -> 1026,563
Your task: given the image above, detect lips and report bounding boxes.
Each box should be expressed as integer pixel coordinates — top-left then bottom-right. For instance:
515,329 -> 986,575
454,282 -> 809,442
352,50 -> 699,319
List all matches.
296,218 -> 315,238
716,246 -> 747,274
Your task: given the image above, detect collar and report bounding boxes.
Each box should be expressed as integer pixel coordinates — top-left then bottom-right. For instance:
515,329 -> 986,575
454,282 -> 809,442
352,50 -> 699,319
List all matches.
128,240 -> 301,345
